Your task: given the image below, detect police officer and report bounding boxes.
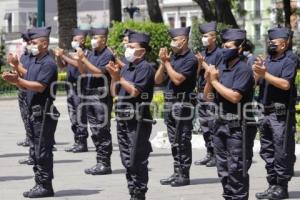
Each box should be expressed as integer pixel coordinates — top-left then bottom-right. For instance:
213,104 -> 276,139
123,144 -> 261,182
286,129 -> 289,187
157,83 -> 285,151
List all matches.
204,29 -> 255,200
107,32 -> 155,200
194,21 -> 222,167
6,30 -> 35,165
155,27 -> 198,187
114,29 -> 135,68
242,39 -> 256,67
54,28 -> 89,153
254,27 -> 297,199
2,26 -> 59,198
75,28 -> 114,175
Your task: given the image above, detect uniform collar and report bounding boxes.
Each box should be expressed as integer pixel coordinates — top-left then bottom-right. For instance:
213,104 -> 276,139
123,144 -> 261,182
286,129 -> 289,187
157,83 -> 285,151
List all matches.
128,59 -> 145,70
93,46 -> 107,55
269,52 -> 286,62
174,48 -> 190,58
205,46 -> 218,55
223,58 -> 241,71
34,51 -> 49,64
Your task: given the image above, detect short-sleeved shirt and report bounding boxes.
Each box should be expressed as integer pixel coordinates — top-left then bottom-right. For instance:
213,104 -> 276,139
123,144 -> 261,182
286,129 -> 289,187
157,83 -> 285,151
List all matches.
67,48 -> 90,83
85,47 -> 115,88
24,52 -> 58,107
20,51 -> 33,70
258,53 -> 297,106
198,47 -> 222,90
286,49 -> 299,68
216,59 -> 255,114
165,49 -> 198,96
117,59 -> 155,105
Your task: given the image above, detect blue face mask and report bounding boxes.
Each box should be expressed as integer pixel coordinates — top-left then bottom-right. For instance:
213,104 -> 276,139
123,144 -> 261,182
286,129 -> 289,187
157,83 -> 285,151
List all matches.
221,48 -> 239,62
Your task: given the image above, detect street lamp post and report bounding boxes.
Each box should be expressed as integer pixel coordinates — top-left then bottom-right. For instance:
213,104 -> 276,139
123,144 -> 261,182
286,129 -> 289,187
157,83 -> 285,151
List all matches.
37,0 -> 45,27
123,2 -> 140,19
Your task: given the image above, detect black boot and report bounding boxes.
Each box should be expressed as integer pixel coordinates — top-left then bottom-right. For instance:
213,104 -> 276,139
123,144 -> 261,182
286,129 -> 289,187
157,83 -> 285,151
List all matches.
170,169 -> 190,187
255,185 -> 277,199
270,185 -> 289,200
194,152 -> 212,166
84,163 -> 112,175
19,157 -> 34,165
72,140 -> 88,153
27,182 -> 54,198
65,143 -> 78,152
160,168 -> 179,185
130,189 -> 145,200
206,156 -> 216,167
23,184 -> 39,198
17,138 -> 30,147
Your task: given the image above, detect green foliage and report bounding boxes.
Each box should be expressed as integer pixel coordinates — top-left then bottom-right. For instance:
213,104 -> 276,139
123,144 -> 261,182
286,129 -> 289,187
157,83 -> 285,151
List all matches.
107,20 -> 171,62
151,91 -> 165,118
189,19 -> 232,52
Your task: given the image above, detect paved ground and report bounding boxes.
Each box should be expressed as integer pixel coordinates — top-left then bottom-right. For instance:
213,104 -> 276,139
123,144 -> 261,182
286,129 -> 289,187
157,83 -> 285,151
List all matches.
0,96 -> 300,200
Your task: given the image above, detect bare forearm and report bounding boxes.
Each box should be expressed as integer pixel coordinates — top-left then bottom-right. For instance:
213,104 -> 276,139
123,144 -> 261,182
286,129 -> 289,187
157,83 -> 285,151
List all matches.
120,78 -> 139,97
164,61 -> 185,86
264,72 -> 290,90
81,57 -> 102,74
154,64 -> 166,84
211,80 -> 242,104
17,78 -> 46,93
62,54 -> 79,67
204,82 -> 214,101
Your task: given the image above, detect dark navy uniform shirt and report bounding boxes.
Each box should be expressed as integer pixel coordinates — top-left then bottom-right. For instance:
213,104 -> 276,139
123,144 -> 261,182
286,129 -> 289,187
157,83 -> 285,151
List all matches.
198,47 -> 222,90
86,47 -> 115,88
165,49 -> 198,96
20,51 -> 32,70
258,53 -> 297,106
286,49 -> 299,68
25,52 -> 58,107
67,49 -> 90,83
117,59 -> 155,105
216,59 -> 254,114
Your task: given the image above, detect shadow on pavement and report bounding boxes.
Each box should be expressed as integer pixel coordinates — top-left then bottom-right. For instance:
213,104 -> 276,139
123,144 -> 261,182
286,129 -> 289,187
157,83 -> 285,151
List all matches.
55,142 -> 70,146
0,176 -> 33,182
289,191 -> 300,199
0,153 -> 28,158
54,159 -> 82,164
190,178 -> 220,185
293,171 -> 300,177
55,189 -> 101,197
150,153 -> 171,157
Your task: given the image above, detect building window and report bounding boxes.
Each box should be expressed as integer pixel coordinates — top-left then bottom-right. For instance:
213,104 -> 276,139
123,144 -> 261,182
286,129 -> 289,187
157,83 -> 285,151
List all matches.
180,16 -> 186,27
254,24 -> 261,40
168,17 -> 175,28
254,0 -> 261,18
4,13 -> 12,32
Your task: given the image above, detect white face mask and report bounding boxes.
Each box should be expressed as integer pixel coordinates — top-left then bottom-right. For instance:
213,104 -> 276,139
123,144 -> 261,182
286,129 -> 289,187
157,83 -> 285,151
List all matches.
71,41 -> 80,50
26,44 -> 32,54
31,45 -> 40,56
202,37 -> 209,47
91,39 -> 99,49
243,51 -> 251,57
125,47 -> 137,63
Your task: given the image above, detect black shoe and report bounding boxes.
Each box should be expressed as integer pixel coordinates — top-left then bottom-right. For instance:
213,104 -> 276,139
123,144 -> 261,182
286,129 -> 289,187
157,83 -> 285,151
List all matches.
255,185 -> 277,199
72,142 -> 88,153
65,143 -> 78,152
17,138 -> 30,147
19,158 -> 34,165
23,184 -> 39,198
270,185 -> 289,200
130,190 -> 145,200
160,173 -> 179,185
170,175 -> 190,187
84,163 -> 112,175
206,156 -> 216,167
27,183 -> 54,198
194,153 -> 212,166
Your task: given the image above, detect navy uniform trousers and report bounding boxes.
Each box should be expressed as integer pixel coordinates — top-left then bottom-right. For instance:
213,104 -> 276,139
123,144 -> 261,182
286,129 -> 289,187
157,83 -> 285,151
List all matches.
196,92 -> 214,154
258,112 -> 295,187
116,106 -> 152,195
83,87 -> 113,166
29,103 -> 59,184
212,119 -> 257,200
164,99 -> 193,175
66,82 -> 88,143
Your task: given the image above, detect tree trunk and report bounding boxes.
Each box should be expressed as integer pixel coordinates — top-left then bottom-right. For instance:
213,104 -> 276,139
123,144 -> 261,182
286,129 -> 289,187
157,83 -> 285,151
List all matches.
192,0 -> 216,21
283,0 -> 291,28
146,0 -> 164,23
57,0 -> 77,49
215,0 -> 239,28
109,0 -> 122,22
